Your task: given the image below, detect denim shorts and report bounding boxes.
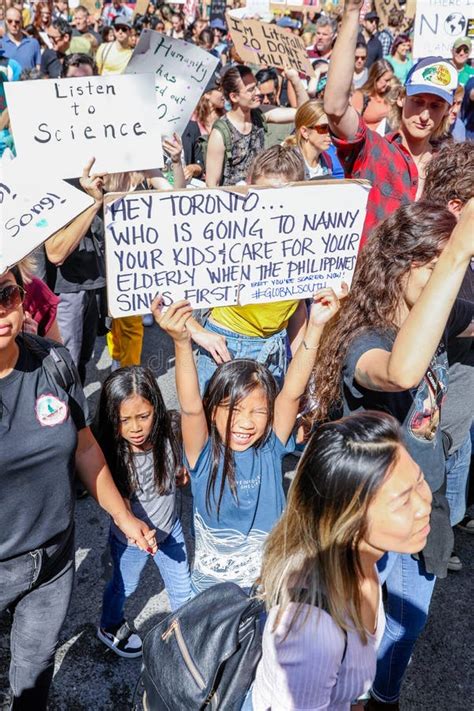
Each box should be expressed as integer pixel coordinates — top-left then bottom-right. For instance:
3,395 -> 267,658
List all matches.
197,319 -> 288,395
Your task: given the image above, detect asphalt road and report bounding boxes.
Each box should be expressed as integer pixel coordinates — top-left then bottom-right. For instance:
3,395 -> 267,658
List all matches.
1,324 -> 473,710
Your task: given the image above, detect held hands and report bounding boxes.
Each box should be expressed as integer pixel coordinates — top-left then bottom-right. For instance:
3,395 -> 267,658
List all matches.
151,297 -> 193,343
308,284 -> 348,327
163,133 -> 183,164
113,510 -> 158,554
80,157 -> 106,203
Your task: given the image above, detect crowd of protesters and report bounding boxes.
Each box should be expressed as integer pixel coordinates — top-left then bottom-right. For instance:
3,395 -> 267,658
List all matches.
0,0 -> 473,709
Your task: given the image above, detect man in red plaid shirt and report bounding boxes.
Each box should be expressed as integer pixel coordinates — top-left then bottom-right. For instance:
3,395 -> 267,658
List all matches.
324,0 -> 458,249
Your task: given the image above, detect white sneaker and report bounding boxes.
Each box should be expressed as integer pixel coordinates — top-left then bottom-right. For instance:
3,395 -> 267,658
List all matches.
97,621 -> 142,659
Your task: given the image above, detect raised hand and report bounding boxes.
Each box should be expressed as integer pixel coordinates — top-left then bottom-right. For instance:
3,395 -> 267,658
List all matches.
151,297 -> 193,343
308,287 -> 344,327
163,133 -> 183,164
79,157 -> 106,202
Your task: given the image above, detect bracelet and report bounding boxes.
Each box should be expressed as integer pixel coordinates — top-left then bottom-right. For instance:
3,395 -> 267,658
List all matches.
303,339 -> 319,351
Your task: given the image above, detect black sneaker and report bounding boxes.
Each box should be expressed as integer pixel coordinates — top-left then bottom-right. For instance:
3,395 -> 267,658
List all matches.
97,620 -> 142,658
457,514 -> 474,534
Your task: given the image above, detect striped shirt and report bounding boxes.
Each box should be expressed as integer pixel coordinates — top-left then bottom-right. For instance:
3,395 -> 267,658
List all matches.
252,592 -> 385,710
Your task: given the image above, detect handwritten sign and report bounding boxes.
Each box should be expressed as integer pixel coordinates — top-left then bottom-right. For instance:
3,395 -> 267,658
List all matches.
413,0 -> 474,59
104,181 -> 369,317
226,14 -> 315,76
5,74 -> 163,179
374,0 -> 401,28
125,30 -> 219,138
0,160 -> 94,272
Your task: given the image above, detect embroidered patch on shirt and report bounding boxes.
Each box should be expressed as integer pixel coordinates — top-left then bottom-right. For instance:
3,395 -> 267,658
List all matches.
35,393 -> 68,427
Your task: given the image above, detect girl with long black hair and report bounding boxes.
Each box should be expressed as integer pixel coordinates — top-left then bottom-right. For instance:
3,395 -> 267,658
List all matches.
94,366 -> 191,658
153,288 -> 342,595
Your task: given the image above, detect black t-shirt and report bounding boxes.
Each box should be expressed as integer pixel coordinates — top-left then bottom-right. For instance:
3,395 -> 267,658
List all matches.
49,179 -> 106,294
0,336 -> 88,559
40,48 -> 64,78
341,300 -> 472,492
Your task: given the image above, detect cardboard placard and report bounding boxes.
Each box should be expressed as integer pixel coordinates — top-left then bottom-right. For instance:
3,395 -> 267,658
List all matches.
226,14 -> 315,76
104,181 -> 369,317
125,30 -> 219,138
413,0 -> 474,59
373,0 -> 401,28
0,160 -> 94,272
5,74 -> 163,179
80,0 -> 103,17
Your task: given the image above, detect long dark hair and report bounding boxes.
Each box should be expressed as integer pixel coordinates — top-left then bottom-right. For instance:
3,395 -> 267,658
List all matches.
93,366 -> 180,496
203,359 -> 278,517
307,201 -> 456,423
261,411 -> 402,643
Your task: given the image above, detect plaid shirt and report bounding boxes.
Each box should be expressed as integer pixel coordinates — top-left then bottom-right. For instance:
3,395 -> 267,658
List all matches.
377,29 -> 393,56
332,119 -> 418,247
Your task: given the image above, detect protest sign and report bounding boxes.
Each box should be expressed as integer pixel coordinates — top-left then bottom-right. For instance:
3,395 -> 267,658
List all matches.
81,0 -> 103,16
125,30 -> 219,138
5,74 -> 163,179
226,15 -> 315,76
246,0 -> 271,16
133,0 -> 149,17
104,181 -> 369,317
413,0 -> 474,59
0,160 -> 94,272
210,0 -> 227,23
374,0 -> 401,28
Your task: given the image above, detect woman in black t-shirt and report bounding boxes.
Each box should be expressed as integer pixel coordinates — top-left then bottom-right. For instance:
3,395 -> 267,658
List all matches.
0,266 -> 157,710
307,200 -> 474,709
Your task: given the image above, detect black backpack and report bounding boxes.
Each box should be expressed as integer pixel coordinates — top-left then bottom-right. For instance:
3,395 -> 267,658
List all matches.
141,582 -> 264,711
22,333 -> 76,390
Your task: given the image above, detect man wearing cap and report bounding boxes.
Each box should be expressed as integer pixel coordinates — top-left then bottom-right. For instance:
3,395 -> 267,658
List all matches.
324,0 -> 456,250
451,36 -> 474,86
95,16 -> 132,75
358,10 -> 383,68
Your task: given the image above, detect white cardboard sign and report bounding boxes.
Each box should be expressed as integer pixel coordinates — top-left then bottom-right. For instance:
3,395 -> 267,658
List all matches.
413,0 -> 474,59
104,181 -> 370,317
0,160 -> 94,272
5,74 -> 164,178
125,30 -> 219,138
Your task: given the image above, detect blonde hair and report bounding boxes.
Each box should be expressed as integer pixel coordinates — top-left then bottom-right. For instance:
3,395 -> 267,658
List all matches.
393,87 -> 451,139
283,99 -> 327,149
103,172 -> 146,193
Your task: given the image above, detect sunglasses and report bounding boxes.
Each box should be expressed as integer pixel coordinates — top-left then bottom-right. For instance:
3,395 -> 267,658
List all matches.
115,26 -> 130,32
0,284 -> 25,311
309,123 -> 330,134
6,18 -> 21,24
455,46 -> 469,54
259,91 -> 276,101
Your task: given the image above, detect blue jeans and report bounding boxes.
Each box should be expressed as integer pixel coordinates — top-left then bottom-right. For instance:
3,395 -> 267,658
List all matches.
100,517 -> 191,628
445,434 -> 472,526
197,319 -> 287,395
0,527 -> 75,711
373,552 -> 436,703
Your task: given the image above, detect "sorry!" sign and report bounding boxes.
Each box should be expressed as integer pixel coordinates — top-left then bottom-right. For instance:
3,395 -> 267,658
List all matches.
0,159 -> 94,272
104,181 -> 369,317
5,74 -> 163,178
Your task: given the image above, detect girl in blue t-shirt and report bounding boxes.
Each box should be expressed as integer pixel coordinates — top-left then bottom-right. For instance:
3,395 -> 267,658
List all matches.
152,290 -> 342,594
93,366 -> 192,658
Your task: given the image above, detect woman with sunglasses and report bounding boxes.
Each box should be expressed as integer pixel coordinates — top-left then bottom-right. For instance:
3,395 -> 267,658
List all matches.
284,99 -> 334,179
306,200 -> 474,709
0,266 -> 157,710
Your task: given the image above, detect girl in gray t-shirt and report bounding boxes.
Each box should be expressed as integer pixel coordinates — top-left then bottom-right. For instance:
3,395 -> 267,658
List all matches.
94,366 -> 191,659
